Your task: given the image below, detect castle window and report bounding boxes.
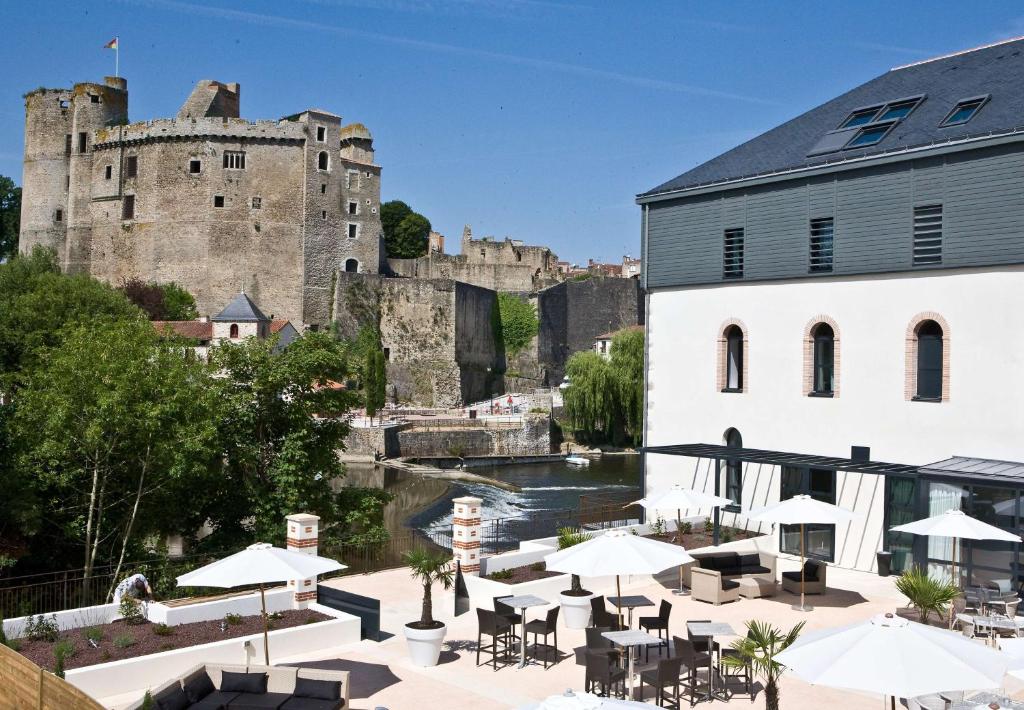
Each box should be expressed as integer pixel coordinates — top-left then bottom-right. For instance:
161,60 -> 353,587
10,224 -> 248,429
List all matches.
383,347 -> 390,361
189,159 -> 201,174
251,196 -> 262,209
214,195 -> 225,208
229,324 -> 239,339
316,126 -> 326,142
348,223 -> 358,239
78,132 -> 88,153
345,258 -> 359,272
125,155 -> 137,178
322,210 -> 328,220
54,209 -> 63,222
104,165 -> 112,180
59,99 -> 70,110
122,194 -> 135,220
320,184 -> 327,194
346,170 -> 357,189
65,134 -> 72,156
317,151 -> 329,171
348,201 -> 357,215
223,151 -> 246,170
89,94 -> 100,104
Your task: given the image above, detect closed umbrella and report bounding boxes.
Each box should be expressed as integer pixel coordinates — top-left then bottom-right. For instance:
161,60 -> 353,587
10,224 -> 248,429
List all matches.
890,509 -> 1021,589
177,543 -> 345,664
776,612 -> 1009,708
746,494 -> 858,611
631,486 -> 732,594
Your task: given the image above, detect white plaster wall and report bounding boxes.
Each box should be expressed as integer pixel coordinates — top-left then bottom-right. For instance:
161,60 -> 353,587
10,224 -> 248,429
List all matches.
145,587 -> 293,626
3,603 -> 120,639
645,266 -> 1024,572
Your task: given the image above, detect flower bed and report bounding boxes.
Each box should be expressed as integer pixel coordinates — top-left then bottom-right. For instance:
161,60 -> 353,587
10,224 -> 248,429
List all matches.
485,562 -> 562,584
643,523 -> 757,548
16,609 -> 329,672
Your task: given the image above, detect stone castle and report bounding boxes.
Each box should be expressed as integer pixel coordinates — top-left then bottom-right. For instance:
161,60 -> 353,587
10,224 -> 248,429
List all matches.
19,76 -> 382,326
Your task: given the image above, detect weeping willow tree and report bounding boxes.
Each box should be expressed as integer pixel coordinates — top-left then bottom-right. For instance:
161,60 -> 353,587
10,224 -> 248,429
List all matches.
562,328 -> 644,445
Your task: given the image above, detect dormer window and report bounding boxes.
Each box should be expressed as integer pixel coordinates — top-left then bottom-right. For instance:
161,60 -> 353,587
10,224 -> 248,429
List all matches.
877,99 -> 918,121
940,96 -> 988,127
835,96 -> 923,132
845,122 -> 894,148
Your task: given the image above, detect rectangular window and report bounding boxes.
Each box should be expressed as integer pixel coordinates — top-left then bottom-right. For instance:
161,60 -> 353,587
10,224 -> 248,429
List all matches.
913,204 -> 942,266
65,134 -> 72,156
348,201 -> 357,215
780,466 -> 837,561
104,165 -> 112,180
809,217 -> 834,273
723,228 -> 744,279
54,209 -> 63,222
348,223 -> 357,239
214,195 -> 225,208
725,459 -> 742,509
316,126 -> 326,142
122,194 -> 135,220
322,210 -> 328,220
223,151 -> 246,170
320,184 -> 327,194
885,477 -> 918,574
89,94 -> 100,104
78,132 -> 88,153
125,155 -> 137,178
189,159 -> 202,174
251,196 -> 261,209
941,96 -> 988,127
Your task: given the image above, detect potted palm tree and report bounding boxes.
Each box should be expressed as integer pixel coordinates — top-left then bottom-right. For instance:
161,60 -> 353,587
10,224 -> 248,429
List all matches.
721,619 -> 804,710
556,527 -> 594,629
402,548 -> 455,667
894,566 -> 959,627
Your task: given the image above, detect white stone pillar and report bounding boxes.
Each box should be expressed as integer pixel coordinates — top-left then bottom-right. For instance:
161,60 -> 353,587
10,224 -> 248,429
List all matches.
452,496 -> 483,575
286,513 -> 320,608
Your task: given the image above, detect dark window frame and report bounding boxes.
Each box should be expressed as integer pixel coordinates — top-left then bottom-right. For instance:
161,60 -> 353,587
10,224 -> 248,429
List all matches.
940,95 -> 989,127
723,227 -> 744,279
913,204 -> 943,266
723,325 -> 744,392
914,320 -> 944,401
223,151 -> 246,170
845,121 -> 897,149
811,323 -> 835,395
124,155 -> 138,178
809,217 -> 834,273
724,428 -> 743,512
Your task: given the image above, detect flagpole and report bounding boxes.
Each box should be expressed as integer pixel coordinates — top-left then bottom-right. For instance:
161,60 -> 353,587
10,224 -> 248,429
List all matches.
115,37 -> 119,78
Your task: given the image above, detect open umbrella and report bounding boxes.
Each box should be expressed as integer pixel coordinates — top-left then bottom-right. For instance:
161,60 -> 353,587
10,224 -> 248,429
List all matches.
890,509 -> 1021,589
746,494 -> 858,611
631,486 -> 732,594
776,612 -> 1009,708
177,543 -> 345,664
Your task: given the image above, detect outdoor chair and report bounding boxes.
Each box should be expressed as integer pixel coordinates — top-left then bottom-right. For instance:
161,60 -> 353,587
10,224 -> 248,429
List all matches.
639,599 -> 672,661
584,650 -> 627,699
494,595 -> 522,641
524,606 -> 560,669
781,559 -> 827,596
476,607 -> 513,671
639,655 -> 684,708
585,626 -> 621,661
672,636 -> 712,707
686,621 -> 721,667
719,628 -> 753,697
590,595 -> 625,630
985,579 -> 1020,617
690,567 -> 740,605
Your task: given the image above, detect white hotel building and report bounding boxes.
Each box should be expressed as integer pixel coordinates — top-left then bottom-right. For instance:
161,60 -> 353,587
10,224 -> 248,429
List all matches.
638,39 -> 1024,593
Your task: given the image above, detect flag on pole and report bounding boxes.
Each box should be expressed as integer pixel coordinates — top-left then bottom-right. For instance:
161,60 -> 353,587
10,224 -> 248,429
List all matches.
103,37 -> 120,77
103,38 -> 118,49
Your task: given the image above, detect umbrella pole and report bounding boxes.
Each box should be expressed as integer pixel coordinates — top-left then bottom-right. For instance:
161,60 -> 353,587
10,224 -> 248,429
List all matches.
792,522 -> 812,612
260,583 -> 270,665
616,575 -> 625,629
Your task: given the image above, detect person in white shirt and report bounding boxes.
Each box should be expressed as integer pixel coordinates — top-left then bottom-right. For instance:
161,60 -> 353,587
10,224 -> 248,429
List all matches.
112,573 -> 152,605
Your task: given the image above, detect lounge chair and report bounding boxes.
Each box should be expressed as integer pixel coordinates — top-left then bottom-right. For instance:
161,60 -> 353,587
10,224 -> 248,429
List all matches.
690,567 -> 740,605
781,559 -> 827,596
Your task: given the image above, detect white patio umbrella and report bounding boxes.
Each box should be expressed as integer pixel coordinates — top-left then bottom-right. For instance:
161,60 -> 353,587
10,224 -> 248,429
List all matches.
177,542 -> 345,664
890,509 -> 1021,589
631,486 -> 732,594
746,494 -> 858,611
544,529 -> 694,626
518,689 -> 651,709
776,612 -> 1009,708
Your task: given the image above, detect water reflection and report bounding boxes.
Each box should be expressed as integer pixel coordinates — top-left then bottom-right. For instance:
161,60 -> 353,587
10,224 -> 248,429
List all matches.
332,463 -> 451,538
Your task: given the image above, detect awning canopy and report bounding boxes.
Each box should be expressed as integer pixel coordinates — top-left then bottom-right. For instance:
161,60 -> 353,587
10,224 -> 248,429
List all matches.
918,456 -> 1024,485
641,443 -> 919,477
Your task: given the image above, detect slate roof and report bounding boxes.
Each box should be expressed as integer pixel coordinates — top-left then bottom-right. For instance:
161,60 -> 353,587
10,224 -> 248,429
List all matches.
641,37 -> 1024,198
212,293 -> 270,323
918,456 -> 1024,485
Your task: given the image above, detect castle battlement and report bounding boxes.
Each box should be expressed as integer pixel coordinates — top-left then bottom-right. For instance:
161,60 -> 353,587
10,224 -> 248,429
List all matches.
92,117 -> 308,148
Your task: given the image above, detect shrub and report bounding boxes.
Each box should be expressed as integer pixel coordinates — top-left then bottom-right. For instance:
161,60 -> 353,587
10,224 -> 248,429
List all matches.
650,515 -> 666,536
53,638 -> 75,659
489,568 -> 514,580
140,691 -> 155,710
268,611 -> 284,621
530,561 -> 545,572
722,529 -> 735,544
120,597 -> 145,626
224,613 -> 243,626
681,521 -> 693,535
495,292 -> 539,357
113,633 -> 136,649
704,517 -> 714,534
53,643 -> 70,678
895,566 -> 959,623
557,527 -> 594,595
26,614 -> 59,642
82,626 -> 104,644
152,623 -> 174,636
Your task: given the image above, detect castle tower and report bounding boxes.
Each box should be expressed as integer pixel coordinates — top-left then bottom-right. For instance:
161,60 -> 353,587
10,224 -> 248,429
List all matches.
65,77 -> 128,273
461,224 -> 473,254
20,88 -> 75,259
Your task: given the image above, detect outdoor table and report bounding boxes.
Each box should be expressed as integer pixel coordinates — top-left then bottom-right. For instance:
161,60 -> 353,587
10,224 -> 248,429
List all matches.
602,629 -> 663,701
957,613 -> 1018,645
949,691 -> 1024,709
607,594 -> 654,628
502,594 -> 549,668
686,621 -> 737,701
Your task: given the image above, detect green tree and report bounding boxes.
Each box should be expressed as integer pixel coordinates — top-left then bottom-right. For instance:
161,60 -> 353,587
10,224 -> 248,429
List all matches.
363,348 -> 387,422
0,176 -> 20,262
160,282 -> 199,320
403,548 -> 454,628
118,278 -> 199,321
722,620 -> 804,710
380,200 -> 431,258
609,328 -> 644,445
13,320 -> 218,584
496,293 -> 539,356
562,351 -> 616,442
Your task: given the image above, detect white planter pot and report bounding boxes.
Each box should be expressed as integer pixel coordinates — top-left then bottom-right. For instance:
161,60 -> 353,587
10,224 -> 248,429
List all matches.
404,623 -> 447,666
559,591 -> 595,629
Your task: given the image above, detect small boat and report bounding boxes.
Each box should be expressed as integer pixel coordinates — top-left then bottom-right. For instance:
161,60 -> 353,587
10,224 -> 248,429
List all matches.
566,456 -> 590,467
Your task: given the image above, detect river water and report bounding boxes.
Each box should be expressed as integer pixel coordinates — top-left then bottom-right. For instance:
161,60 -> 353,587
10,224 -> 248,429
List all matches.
340,455 -> 642,537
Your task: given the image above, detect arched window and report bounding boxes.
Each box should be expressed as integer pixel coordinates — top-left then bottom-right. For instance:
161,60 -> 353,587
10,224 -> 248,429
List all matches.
344,258 -> 359,273
724,325 -> 744,391
229,323 -> 239,339
812,323 -> 835,395
916,320 -> 943,400
317,151 -> 329,171
724,428 -> 743,508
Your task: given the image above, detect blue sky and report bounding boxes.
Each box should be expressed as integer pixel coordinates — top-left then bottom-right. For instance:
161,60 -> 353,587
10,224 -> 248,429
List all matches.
3,1 -> 1024,263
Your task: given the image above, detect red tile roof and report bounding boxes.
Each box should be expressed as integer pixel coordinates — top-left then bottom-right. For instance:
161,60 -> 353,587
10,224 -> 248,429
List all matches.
152,320 -> 213,340
270,319 -> 292,334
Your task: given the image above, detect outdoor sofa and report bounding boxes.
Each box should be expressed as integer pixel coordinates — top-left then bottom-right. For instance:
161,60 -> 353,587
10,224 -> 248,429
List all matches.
127,662 -> 350,710
690,567 -> 741,605
680,550 -> 776,588
781,559 -> 827,596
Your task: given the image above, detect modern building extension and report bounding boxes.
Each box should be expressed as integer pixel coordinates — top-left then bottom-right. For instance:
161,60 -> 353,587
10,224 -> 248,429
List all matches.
638,38 -> 1024,590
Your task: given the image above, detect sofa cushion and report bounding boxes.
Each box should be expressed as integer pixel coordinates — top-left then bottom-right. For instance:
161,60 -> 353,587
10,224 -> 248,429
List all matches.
737,553 -> 761,567
294,678 -> 341,701
739,565 -> 772,576
803,561 -> 819,581
228,692 -> 290,710
281,698 -> 344,710
781,571 -> 802,582
155,684 -> 191,710
700,554 -> 738,571
184,673 -> 216,703
221,672 -> 268,695
721,578 -> 740,591
189,691 -> 239,710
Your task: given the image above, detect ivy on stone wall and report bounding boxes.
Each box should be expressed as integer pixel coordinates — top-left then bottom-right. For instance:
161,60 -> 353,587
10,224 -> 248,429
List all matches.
496,293 -> 539,356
